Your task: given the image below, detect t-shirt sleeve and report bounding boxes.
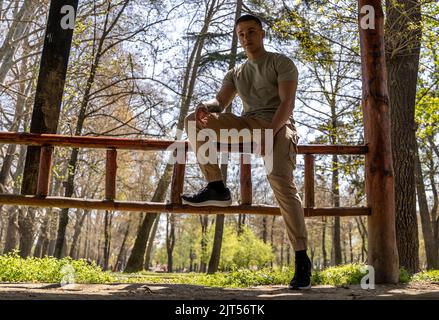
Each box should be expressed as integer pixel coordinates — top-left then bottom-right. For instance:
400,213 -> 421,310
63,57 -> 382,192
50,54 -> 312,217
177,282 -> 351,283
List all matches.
276,55 -> 299,82
222,68 -> 236,88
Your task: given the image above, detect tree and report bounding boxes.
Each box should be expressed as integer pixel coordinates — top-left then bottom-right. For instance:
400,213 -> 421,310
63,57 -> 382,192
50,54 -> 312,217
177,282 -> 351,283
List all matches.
208,0 -> 243,275
125,0 -> 224,272
385,0 -> 423,273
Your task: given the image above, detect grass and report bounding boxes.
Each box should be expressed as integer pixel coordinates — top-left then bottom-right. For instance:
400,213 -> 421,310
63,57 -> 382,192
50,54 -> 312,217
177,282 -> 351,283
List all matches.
1,252 -> 438,287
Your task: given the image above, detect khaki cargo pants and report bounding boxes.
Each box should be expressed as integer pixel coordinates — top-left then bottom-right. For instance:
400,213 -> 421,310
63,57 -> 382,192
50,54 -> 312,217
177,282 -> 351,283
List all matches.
184,111 -> 308,251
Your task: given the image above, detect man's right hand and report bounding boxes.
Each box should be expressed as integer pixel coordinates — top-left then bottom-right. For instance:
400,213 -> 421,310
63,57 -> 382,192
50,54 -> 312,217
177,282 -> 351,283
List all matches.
195,103 -> 210,128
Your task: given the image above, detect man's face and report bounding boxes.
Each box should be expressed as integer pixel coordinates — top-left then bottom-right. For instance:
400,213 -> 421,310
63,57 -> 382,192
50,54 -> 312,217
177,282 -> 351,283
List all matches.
236,20 -> 265,54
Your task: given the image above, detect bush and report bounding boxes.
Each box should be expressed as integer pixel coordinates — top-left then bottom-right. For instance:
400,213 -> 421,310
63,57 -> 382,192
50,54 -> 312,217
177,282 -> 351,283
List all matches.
399,267 -> 412,283
2,253 -> 438,288
315,264 -> 366,286
0,251 -> 114,283
412,270 -> 439,282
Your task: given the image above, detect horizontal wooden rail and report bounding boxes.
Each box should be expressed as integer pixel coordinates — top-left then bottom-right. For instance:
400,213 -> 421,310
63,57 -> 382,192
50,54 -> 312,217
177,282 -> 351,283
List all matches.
0,131 -> 370,217
0,194 -> 371,216
0,132 -> 368,155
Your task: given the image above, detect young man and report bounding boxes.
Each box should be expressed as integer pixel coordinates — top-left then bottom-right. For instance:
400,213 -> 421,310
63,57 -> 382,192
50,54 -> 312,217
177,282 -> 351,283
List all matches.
182,15 -> 312,290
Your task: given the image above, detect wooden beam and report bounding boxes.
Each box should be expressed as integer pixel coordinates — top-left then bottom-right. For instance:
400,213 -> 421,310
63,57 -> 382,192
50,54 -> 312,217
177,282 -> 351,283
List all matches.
36,146 -> 53,197
298,144 -> 368,155
105,149 -> 117,200
0,132 -> 368,155
359,0 -> 399,283
240,154 -> 252,205
0,194 -> 371,216
304,154 -> 315,208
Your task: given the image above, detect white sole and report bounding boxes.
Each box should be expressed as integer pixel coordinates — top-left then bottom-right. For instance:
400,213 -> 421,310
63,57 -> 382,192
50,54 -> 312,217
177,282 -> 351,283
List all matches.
181,198 -> 232,207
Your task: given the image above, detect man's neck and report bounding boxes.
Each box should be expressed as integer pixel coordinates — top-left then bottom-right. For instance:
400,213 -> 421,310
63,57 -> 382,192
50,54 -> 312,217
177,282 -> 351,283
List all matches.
246,47 -> 267,61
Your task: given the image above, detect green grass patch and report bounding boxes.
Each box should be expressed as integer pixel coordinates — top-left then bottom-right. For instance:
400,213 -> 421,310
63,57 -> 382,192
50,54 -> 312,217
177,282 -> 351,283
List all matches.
1,253 -> 438,288
0,251 -> 114,283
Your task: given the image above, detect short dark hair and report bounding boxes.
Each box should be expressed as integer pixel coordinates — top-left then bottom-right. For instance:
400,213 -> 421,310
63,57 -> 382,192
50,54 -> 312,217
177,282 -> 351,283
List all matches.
235,14 -> 263,29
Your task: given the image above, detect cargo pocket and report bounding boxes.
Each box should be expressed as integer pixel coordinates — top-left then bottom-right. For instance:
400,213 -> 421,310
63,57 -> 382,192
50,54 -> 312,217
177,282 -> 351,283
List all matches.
288,132 -> 299,170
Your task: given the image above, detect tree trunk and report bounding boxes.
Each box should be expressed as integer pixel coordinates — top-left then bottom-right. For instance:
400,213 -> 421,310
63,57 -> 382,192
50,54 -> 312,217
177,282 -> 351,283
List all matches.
17,207 -> 36,257
199,215 -> 209,273
262,216 -> 268,243
103,210 -> 112,271
189,246 -> 195,272
359,0 -> 399,283
415,140 -> 439,268
322,217 -> 327,268
3,138 -> 27,253
207,214 -> 225,273
125,0 -> 218,273
426,138 -> 439,258
0,0 -> 39,83
53,1 -> 128,258
21,0 -> 79,259
144,214 -> 160,270
124,172 -> 171,272
332,157 -> 342,265
33,209 -> 51,257
166,213 -> 175,273
385,0 -> 421,274
115,220 -> 131,272
69,210 -> 88,259
348,221 -> 354,263
3,207 -> 19,254
207,0 -> 242,275
356,217 -> 368,263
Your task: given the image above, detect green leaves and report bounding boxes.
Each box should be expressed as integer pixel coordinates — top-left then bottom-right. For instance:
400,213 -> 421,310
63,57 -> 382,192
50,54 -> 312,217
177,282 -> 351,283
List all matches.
0,252 -> 114,283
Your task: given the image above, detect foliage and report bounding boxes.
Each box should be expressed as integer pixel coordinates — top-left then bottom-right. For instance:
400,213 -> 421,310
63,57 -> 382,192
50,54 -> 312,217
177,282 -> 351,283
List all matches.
2,255 -> 438,288
0,251 -> 114,283
399,267 -> 412,284
411,270 -> 439,283
312,263 -> 367,286
154,223 -> 274,271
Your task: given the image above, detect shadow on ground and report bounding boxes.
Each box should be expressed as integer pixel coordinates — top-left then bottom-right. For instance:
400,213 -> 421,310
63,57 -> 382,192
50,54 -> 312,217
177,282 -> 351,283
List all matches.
0,282 -> 438,300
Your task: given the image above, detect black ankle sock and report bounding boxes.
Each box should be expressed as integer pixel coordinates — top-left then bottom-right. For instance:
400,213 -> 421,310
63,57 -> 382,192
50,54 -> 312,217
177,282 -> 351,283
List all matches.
208,180 -> 226,192
295,250 -> 309,261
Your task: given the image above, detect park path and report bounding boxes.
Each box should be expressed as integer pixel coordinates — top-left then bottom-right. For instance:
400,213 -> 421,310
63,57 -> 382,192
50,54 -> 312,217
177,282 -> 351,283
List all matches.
0,282 -> 438,300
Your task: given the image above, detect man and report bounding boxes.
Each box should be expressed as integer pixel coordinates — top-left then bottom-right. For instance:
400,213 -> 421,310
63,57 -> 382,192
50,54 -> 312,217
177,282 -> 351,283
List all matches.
182,15 -> 312,290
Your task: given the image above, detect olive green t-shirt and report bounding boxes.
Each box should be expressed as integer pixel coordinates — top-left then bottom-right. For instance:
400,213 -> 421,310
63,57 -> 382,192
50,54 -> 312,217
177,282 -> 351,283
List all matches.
222,51 -> 299,123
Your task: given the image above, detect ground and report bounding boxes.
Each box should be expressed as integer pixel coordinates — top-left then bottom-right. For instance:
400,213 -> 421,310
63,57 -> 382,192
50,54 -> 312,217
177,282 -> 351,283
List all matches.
0,282 -> 438,300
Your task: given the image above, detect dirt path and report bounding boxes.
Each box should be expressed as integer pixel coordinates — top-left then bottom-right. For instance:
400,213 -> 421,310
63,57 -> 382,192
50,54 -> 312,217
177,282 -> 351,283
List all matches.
0,282 -> 438,300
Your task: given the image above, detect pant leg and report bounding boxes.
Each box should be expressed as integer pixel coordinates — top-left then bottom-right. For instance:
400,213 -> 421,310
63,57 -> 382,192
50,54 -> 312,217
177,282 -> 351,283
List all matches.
184,112 -> 257,183
265,124 -> 308,251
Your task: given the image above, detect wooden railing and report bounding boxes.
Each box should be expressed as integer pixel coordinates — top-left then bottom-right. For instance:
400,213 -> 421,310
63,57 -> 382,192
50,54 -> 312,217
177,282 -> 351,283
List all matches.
0,132 -> 370,217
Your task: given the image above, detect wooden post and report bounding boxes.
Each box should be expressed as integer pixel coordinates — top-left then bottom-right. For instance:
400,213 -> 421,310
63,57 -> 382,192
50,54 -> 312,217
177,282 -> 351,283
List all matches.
171,148 -> 187,205
240,154 -> 252,205
36,146 -> 53,197
105,149 -> 117,200
304,154 -> 315,208
358,0 -> 399,283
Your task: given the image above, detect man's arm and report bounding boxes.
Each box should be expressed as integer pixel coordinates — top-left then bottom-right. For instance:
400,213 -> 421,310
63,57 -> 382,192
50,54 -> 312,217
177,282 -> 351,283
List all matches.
269,80 -> 298,136
196,84 -> 236,127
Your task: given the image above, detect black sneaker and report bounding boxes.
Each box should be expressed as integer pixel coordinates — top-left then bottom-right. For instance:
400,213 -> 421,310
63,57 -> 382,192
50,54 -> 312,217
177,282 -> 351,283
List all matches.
181,185 -> 232,207
289,256 -> 312,290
